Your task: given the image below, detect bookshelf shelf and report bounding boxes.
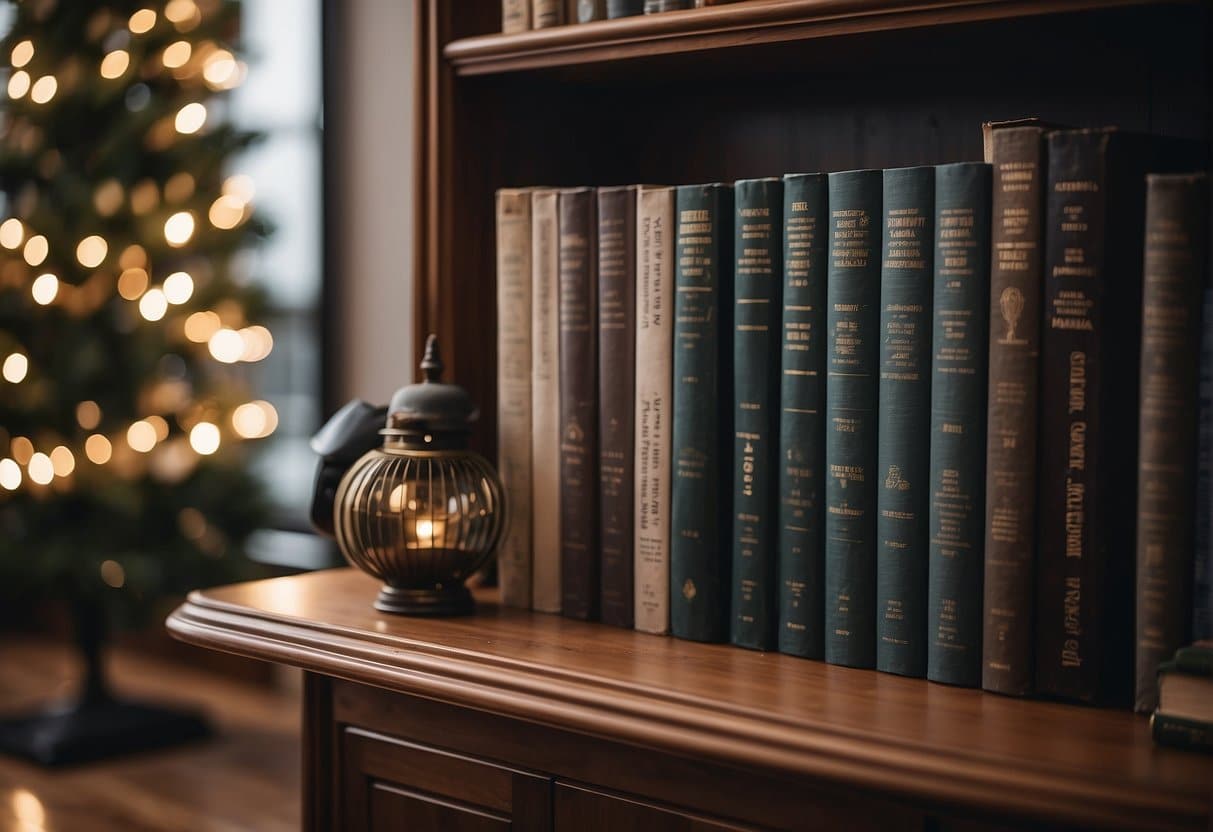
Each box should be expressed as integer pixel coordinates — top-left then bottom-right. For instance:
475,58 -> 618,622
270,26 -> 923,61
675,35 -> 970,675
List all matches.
169,569 -> 1213,831
443,0 -> 1190,76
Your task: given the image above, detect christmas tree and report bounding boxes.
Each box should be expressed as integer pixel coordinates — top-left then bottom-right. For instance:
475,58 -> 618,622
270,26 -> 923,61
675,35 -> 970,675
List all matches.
0,0 -> 276,762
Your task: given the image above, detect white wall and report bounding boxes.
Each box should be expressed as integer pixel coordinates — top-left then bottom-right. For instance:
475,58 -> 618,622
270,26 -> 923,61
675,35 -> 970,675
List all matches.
333,0 -> 415,405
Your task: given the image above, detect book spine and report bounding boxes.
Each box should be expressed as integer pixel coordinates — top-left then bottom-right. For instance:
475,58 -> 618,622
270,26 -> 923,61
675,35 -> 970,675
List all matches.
531,190 -> 562,612
607,0 -> 644,15
633,187 -> 675,634
875,166 -> 935,678
1134,173 -> 1209,712
824,169 -> 882,669
926,162 -> 992,688
731,178 -> 783,651
671,183 -> 734,642
577,0 -> 606,21
982,126 -> 1047,696
496,189 -> 534,609
598,187 -> 638,629
532,0 -> 565,27
777,173 -> 828,659
558,188 -> 599,620
503,0 -> 531,32
1197,287 -> 1213,643
1037,129 -> 1149,704
644,0 -> 687,11
1151,712 -> 1213,753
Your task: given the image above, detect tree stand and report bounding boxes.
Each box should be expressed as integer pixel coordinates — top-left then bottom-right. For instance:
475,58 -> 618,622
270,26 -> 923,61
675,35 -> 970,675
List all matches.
0,598 -> 210,766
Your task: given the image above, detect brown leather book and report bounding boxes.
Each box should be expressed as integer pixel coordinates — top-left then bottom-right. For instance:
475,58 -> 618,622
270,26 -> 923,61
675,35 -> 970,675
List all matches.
559,188 -> 599,620
981,125 -> 1048,696
532,0 -> 564,28
502,0 -> 530,32
597,186 -> 638,628
1037,128 -> 1199,704
531,189 -> 562,613
1134,173 -> 1209,712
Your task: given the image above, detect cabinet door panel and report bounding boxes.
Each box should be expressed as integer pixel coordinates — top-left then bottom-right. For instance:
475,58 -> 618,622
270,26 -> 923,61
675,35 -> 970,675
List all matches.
370,783 -> 511,832
555,782 -> 753,831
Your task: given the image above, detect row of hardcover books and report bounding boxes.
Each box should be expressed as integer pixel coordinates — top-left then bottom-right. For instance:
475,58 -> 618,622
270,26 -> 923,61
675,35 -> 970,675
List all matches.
502,0 -> 732,32
494,120 -> 1212,709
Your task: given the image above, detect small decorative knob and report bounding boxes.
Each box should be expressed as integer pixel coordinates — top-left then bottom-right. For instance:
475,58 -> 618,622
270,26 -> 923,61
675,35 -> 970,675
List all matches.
421,334 -> 443,383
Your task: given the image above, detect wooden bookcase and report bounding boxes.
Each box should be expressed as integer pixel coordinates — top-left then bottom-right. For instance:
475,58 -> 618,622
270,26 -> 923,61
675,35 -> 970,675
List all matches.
412,0 -> 1210,463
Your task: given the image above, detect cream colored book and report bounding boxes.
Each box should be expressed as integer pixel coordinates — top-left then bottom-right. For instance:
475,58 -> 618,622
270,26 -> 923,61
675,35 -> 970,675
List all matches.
633,186 -> 674,634
495,189 -> 533,608
531,189 -> 562,613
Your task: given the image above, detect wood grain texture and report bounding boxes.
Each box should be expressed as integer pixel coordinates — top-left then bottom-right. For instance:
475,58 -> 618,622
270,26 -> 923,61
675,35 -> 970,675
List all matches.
443,0 -> 1190,75
167,569 -> 1213,831
0,639 -> 299,832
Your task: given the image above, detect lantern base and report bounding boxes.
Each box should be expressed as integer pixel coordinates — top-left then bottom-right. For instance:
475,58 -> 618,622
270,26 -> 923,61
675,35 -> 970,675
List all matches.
375,584 -> 475,617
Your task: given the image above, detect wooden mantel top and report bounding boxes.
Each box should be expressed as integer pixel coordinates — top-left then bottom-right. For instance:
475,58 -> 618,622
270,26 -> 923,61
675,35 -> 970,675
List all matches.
168,568 -> 1212,830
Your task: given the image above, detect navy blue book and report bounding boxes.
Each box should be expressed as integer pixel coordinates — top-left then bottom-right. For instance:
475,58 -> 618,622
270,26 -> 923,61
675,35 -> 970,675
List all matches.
926,162 -> 992,687
875,166 -> 935,678
777,173 -> 828,659
824,169 -> 882,669
731,178 -> 783,651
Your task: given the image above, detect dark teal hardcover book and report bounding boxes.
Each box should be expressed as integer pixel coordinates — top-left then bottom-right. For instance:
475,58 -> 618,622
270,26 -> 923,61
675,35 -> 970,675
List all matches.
927,162 -> 992,687
670,183 -> 735,643
777,173 -> 829,659
876,166 -> 935,678
730,177 -> 783,651
824,169 -> 883,669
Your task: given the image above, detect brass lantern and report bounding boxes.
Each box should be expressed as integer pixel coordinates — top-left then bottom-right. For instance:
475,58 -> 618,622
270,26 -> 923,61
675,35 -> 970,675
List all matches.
312,335 -> 506,615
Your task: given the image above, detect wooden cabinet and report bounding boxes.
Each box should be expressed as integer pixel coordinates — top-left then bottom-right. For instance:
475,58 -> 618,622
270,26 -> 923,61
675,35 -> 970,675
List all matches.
167,570 -> 1211,831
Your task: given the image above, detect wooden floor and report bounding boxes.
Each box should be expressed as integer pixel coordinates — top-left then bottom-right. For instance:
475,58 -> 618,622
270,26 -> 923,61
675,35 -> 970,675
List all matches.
0,638 -> 300,832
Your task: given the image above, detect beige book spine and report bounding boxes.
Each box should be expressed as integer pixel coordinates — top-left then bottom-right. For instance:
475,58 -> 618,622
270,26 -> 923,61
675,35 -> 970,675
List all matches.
496,190 -> 533,608
532,0 -> 565,28
531,189 -> 562,612
633,186 -> 675,634
502,0 -> 530,32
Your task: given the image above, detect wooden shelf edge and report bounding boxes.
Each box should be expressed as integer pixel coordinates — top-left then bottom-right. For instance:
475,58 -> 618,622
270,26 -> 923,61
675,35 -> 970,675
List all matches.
443,0 -> 1185,76
167,590 -> 1207,831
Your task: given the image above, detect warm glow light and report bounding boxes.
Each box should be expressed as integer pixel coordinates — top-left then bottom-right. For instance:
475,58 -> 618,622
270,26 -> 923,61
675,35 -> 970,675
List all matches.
138,287 -> 168,321
31,273 -> 59,305
77,400 -> 102,430
50,445 -> 75,477
94,180 -> 124,216
76,235 -> 108,268
131,180 -> 159,215
165,0 -> 200,28
100,50 -> 130,79
164,172 -> 194,202
119,244 -> 148,269
100,559 -> 126,588
7,70 -> 30,99
164,211 -> 195,246
231,400 -> 278,439
189,421 -> 220,455
28,452 -> 54,485
10,437 -> 33,465
10,789 -> 43,830
85,434 -> 112,464
222,174 -> 256,204
0,218 -> 24,249
203,50 -> 237,87
146,414 -> 170,441
0,458 -> 20,490
127,420 -> 158,453
208,194 -> 244,229
2,353 -> 28,383
117,267 -> 150,300
184,310 -> 221,343
23,234 -> 48,266
239,326 -> 273,361
163,271 -> 194,304
174,102 -> 206,134
207,328 -> 244,363
11,40 -> 34,68
162,40 -> 192,69
30,75 -> 57,104
129,8 -> 157,34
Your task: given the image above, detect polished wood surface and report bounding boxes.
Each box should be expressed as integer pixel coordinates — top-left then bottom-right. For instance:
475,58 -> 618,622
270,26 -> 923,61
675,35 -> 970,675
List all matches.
443,0 -> 1190,76
0,639 -> 299,832
168,569 -> 1212,830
